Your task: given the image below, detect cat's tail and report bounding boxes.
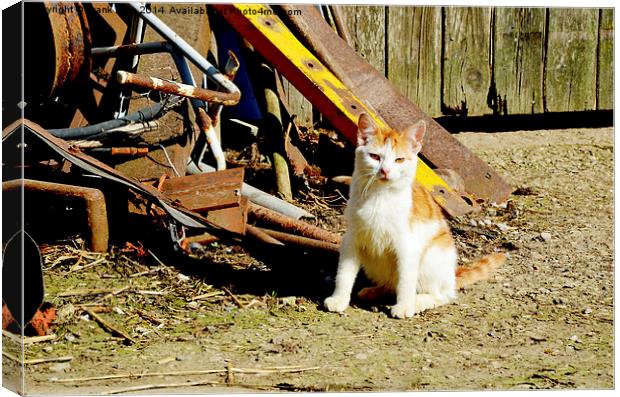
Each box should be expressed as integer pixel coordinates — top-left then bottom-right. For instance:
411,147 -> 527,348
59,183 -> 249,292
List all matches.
455,253 -> 506,289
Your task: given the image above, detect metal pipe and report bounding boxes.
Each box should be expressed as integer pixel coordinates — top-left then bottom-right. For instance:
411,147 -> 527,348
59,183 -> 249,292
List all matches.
195,108 -> 226,170
48,98 -> 179,139
128,2 -> 146,70
170,50 -> 228,172
245,225 -> 284,246
86,147 -> 149,156
248,202 -> 341,245
169,50 -> 227,172
91,41 -> 171,57
127,2 -> 240,97
106,120 -> 159,134
209,50 -> 241,127
223,50 -> 241,81
171,50 -> 204,109
2,179 -> 109,252
117,71 -> 240,106
257,227 -> 339,254
183,231 -> 219,246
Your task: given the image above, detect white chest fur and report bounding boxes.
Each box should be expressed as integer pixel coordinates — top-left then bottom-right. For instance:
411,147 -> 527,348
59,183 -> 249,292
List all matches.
346,188 -> 413,286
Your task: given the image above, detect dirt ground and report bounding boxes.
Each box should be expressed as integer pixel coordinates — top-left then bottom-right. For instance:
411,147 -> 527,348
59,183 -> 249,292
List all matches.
2,126 -> 613,394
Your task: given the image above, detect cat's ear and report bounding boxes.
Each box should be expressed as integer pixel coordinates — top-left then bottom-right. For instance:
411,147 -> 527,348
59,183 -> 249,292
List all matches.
403,120 -> 426,154
357,113 -> 377,146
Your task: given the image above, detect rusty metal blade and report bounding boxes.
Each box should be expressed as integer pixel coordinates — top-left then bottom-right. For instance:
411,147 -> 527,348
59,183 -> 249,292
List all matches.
205,196 -> 248,235
161,168 -> 244,212
279,5 -> 513,204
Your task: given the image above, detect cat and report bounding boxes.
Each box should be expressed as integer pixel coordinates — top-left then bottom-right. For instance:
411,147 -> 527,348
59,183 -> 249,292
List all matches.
324,113 -> 505,319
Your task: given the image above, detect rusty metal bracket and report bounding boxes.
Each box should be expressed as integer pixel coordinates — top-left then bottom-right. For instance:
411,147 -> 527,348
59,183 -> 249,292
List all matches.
206,196 -> 248,235
279,5 -> 513,204
2,179 -> 109,252
160,168 -> 247,235
161,168 -> 244,213
212,4 -> 473,217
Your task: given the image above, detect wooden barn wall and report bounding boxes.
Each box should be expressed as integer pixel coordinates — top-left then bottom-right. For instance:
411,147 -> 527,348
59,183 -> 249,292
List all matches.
283,6 -> 613,125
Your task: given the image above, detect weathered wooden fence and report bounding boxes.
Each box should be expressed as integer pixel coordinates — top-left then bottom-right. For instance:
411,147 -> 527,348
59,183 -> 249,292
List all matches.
283,7 -> 613,125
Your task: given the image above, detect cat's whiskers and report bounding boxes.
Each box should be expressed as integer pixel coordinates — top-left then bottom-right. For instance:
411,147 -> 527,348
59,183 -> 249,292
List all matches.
361,171 -> 377,198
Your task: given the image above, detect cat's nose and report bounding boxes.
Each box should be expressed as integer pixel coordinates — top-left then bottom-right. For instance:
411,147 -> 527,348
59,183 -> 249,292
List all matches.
380,167 -> 390,179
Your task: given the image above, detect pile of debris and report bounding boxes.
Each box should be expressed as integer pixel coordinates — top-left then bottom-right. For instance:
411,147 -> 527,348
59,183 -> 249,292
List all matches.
3,3 -> 511,336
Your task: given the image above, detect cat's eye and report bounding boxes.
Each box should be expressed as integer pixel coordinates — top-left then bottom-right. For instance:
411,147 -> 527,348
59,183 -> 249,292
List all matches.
395,157 -> 406,163
369,153 -> 381,161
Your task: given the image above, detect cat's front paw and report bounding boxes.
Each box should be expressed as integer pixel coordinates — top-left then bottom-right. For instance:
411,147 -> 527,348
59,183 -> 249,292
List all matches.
390,303 -> 416,319
324,295 -> 350,313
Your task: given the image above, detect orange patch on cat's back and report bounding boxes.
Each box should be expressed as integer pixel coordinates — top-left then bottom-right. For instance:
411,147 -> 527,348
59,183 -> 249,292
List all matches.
411,183 -> 443,221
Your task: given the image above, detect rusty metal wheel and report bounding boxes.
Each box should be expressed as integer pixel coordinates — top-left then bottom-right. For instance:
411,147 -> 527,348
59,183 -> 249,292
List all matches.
25,2 -> 91,100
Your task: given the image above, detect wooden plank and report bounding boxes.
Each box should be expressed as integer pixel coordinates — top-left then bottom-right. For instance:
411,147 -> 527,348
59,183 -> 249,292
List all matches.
161,167 -> 244,212
493,8 -> 545,115
340,6 -> 386,75
597,9 -> 614,110
442,7 -> 493,116
281,77 -> 314,127
545,8 -> 599,112
387,6 -> 442,117
339,5 -> 357,41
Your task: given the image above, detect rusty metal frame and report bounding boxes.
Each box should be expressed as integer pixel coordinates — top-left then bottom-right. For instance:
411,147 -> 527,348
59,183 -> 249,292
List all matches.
212,4 -> 473,217
3,120 -> 222,233
89,3 -> 242,174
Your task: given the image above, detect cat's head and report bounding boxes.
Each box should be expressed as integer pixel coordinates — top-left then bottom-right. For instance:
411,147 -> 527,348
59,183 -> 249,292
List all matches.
354,113 -> 426,185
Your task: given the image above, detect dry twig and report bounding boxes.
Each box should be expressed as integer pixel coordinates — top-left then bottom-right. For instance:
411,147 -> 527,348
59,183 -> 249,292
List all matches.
2,330 -> 57,345
84,309 -> 135,344
190,291 -> 225,301
103,380 -> 220,395
97,286 -> 131,302
58,288 -> 119,297
52,365 -> 321,383
222,287 -> 246,309
129,266 -> 166,278
66,257 -> 107,273
3,351 -> 73,365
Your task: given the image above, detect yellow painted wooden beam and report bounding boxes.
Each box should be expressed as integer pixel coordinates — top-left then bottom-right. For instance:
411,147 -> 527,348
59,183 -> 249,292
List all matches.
214,4 -> 472,216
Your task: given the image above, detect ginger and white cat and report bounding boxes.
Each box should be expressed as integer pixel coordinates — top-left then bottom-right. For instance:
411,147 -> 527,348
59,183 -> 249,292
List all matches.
324,114 -> 505,319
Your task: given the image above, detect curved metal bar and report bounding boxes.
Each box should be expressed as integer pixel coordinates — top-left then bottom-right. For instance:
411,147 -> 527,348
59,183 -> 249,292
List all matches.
3,179 -> 109,252
116,71 -> 240,106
